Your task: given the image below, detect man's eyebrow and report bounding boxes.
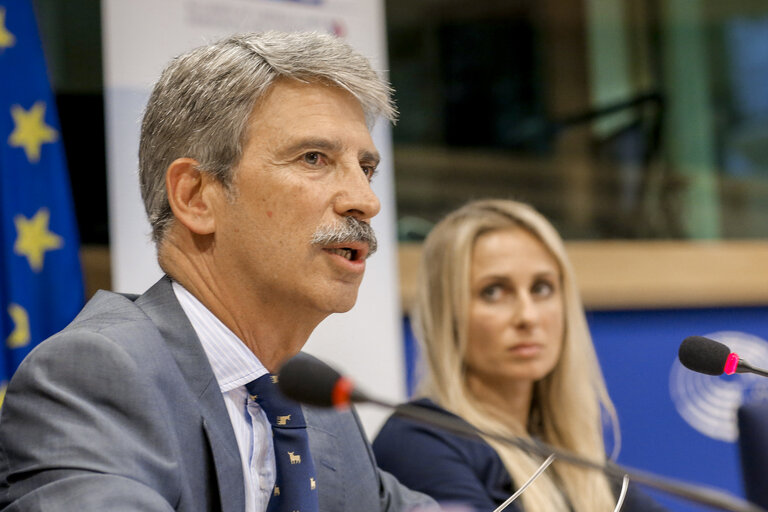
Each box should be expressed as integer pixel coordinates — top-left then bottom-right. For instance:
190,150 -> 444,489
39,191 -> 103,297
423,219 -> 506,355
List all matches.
279,138 -> 343,157
360,149 -> 380,167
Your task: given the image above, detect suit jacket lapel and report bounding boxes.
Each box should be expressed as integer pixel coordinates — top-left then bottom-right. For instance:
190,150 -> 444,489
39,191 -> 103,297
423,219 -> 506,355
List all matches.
305,406 -> 346,511
135,276 -> 245,512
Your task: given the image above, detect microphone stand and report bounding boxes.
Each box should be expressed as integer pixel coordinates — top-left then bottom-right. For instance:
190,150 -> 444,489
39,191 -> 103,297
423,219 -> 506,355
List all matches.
365,399 -> 766,512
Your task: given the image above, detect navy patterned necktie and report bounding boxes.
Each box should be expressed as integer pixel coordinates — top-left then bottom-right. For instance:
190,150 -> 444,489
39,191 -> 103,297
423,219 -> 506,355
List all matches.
246,374 -> 319,512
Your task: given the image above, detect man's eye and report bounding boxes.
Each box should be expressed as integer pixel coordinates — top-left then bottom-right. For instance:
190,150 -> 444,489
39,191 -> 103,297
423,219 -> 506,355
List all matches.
362,166 -> 378,180
303,152 -> 321,165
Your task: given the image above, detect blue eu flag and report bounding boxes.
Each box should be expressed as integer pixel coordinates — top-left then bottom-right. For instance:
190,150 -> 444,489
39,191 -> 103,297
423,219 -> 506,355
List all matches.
0,0 -> 84,405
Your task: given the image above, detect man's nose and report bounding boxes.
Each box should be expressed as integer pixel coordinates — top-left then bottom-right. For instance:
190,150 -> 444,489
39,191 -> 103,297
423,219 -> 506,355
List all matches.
335,164 -> 381,221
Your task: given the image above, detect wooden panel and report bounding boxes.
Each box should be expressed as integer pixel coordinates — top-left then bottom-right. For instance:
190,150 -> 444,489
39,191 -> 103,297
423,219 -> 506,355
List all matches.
80,245 -> 111,298
399,241 -> 768,311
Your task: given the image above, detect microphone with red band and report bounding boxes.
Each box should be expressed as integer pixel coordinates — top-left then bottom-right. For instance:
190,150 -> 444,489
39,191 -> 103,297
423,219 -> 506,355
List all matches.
277,353 -> 369,408
679,336 -> 768,378
277,353 -> 766,512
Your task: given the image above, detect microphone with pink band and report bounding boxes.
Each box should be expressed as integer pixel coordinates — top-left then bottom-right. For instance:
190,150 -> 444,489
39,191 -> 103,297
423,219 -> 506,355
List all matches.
678,336 -> 768,378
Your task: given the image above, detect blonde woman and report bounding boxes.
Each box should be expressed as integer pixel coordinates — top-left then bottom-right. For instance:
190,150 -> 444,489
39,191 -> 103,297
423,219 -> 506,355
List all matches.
373,199 -> 664,511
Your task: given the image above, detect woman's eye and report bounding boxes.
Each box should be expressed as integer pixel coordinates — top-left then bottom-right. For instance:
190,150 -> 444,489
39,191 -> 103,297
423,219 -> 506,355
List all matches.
532,280 -> 554,297
480,284 -> 503,301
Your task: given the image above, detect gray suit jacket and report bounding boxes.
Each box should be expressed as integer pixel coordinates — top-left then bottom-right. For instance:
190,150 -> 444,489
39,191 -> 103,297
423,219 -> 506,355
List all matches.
0,277 -> 435,512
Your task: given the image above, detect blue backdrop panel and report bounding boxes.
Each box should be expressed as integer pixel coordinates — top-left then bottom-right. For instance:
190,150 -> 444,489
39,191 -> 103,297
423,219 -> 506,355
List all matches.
588,306 -> 768,511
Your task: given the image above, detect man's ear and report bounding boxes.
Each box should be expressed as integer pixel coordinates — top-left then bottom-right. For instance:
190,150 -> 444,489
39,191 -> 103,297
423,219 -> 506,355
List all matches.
165,158 -> 219,235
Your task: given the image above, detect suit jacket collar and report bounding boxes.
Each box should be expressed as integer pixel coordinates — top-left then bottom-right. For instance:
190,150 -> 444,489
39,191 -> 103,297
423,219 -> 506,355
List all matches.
135,276 -> 245,512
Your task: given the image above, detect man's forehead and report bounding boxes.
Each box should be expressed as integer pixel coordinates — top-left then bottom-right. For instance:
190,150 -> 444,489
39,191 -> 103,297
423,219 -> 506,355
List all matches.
252,76 -> 364,115
245,80 -> 375,149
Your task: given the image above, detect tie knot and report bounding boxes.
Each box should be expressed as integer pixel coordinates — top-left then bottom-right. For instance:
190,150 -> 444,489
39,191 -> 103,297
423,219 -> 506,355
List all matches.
246,374 -> 306,428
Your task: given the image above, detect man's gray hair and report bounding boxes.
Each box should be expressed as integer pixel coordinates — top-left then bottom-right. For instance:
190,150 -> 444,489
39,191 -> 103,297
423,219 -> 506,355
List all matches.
139,31 -> 396,244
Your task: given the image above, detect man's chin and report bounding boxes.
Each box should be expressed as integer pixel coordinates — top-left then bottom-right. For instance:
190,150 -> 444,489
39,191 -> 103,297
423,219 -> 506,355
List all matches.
330,295 -> 358,314
312,278 -> 363,315
326,288 -> 360,314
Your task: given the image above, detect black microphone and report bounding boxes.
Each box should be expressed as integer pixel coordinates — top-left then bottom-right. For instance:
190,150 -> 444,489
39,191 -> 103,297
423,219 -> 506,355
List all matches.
277,353 -> 368,408
278,353 -> 766,512
679,336 -> 768,378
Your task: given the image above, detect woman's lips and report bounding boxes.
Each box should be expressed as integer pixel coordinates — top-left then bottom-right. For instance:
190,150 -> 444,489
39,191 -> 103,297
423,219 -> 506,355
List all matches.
508,343 -> 543,357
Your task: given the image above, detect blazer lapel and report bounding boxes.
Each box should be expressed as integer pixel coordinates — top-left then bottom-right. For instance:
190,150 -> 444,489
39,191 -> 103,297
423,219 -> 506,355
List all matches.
305,406 -> 346,511
135,276 -> 245,512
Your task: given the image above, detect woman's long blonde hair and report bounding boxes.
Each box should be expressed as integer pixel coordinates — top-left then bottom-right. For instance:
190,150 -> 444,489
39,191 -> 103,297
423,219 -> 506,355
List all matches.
413,199 -> 619,512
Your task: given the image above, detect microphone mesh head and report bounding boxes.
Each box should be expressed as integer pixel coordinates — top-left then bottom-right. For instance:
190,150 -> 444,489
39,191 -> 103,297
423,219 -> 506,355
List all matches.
678,336 -> 731,376
277,353 -> 342,408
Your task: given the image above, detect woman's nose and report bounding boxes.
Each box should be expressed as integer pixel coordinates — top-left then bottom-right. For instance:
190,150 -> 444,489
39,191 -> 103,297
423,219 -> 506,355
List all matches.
512,294 -> 538,327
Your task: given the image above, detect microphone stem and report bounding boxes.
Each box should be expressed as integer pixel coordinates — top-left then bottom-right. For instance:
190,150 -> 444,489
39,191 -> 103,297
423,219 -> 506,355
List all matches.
493,454 -> 556,512
613,475 -> 630,512
737,361 -> 768,378
752,368 -> 768,378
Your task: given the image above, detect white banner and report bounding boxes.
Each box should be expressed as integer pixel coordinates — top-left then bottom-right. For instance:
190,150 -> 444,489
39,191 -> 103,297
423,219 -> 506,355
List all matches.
102,0 -> 402,435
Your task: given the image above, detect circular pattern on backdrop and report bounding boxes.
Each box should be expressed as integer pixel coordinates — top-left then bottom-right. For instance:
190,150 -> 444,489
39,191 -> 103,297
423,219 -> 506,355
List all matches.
669,331 -> 768,442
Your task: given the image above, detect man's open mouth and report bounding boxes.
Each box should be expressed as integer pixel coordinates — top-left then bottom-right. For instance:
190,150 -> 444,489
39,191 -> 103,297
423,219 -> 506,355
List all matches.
324,243 -> 371,262
327,247 -> 358,261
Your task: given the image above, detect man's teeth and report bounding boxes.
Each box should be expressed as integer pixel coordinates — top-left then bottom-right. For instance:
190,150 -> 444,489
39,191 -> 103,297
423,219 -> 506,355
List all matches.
328,248 -> 354,260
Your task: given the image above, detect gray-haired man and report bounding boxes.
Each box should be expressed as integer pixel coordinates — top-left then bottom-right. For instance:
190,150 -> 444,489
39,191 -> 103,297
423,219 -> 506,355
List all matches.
0,32 -> 437,512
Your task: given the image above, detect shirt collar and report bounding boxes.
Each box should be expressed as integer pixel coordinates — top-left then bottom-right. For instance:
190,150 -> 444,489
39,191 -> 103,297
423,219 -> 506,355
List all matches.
172,281 -> 268,392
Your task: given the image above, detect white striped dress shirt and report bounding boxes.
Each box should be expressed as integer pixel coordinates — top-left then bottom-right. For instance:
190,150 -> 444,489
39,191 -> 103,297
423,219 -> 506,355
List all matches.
172,281 -> 275,512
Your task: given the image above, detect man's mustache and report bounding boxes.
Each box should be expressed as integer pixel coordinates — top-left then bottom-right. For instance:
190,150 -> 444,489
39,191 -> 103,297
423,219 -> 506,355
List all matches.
310,217 -> 378,258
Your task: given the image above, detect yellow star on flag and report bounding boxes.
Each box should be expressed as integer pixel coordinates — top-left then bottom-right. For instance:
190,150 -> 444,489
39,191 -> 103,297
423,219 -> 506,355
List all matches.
0,7 -> 15,50
6,304 -> 30,349
8,102 -> 58,163
14,208 -> 63,272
